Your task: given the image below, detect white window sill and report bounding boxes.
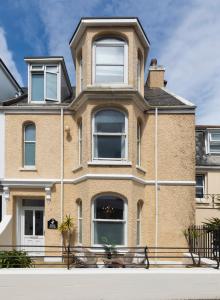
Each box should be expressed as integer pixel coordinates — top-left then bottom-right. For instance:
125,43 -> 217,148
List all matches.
72,165 -> 83,173
19,167 -> 37,171
88,161 -> 132,166
87,84 -> 133,89
136,165 -> 146,174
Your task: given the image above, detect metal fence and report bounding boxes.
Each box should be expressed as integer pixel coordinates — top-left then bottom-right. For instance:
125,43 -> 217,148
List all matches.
187,225 -> 220,266
0,244 -> 219,269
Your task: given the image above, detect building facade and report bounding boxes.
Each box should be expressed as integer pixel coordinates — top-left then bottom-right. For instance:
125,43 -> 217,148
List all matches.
196,125 -> 220,224
0,18 -> 196,252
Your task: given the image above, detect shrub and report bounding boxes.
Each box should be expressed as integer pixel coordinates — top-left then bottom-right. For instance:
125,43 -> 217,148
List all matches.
0,250 -> 33,268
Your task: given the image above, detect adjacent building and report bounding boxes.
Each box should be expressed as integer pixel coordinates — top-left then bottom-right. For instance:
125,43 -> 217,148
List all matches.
196,125 -> 220,224
0,18 -> 196,254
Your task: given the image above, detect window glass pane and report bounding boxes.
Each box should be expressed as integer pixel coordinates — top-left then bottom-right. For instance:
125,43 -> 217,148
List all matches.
25,210 -> 33,235
136,221 -> 140,245
46,66 -> 57,73
196,187 -> 204,198
96,46 -> 124,65
94,221 -> 124,245
210,144 -> 220,153
95,196 -> 124,220
95,110 -> 125,133
196,175 -> 203,186
211,133 -> 220,141
79,202 -> 82,218
35,210 -> 43,236
24,142 -> 35,166
32,74 -> 44,101
96,66 -> 124,83
25,124 -> 35,141
79,219 -> 82,243
96,136 -> 122,158
22,200 -> 44,207
46,72 -> 57,99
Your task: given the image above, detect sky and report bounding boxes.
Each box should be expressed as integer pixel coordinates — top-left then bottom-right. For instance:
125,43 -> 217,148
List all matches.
0,0 -> 220,124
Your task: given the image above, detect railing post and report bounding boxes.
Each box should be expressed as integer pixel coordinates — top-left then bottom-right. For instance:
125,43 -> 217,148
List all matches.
67,244 -> 70,270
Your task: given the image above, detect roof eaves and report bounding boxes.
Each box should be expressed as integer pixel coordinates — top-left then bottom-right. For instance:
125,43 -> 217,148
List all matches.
0,58 -> 23,93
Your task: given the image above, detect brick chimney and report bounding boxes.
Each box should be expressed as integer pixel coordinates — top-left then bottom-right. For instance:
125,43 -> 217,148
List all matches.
146,58 -> 166,88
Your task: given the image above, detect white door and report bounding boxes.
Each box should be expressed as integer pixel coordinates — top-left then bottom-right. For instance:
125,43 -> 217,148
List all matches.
21,206 -> 45,256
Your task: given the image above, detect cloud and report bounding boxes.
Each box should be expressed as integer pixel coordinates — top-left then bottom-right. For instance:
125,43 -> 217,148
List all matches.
159,1 -> 220,124
0,27 -> 23,86
35,0 -> 101,82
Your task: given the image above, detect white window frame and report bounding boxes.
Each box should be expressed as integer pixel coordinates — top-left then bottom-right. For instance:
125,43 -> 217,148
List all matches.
136,201 -> 142,246
23,123 -> 36,167
207,130 -> 220,154
196,174 -> 205,198
91,195 -> 127,247
92,108 -> 128,162
92,38 -> 128,86
77,200 -> 83,244
28,64 -> 61,103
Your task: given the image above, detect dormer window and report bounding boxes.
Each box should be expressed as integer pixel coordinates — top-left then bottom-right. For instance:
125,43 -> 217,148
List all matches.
30,65 -> 59,102
207,131 -> 220,154
93,38 -> 128,85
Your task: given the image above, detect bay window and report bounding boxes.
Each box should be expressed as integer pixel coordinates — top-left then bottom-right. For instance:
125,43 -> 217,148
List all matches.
93,195 -> 126,246
93,109 -> 127,161
93,38 -> 128,84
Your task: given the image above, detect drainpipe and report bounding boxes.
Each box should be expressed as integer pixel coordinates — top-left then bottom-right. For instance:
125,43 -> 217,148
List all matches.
155,108 -> 159,251
60,108 -> 64,224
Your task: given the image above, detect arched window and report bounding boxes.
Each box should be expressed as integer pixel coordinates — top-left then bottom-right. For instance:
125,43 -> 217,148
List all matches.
93,109 -> 127,160
93,37 -> 128,84
93,195 -> 126,246
78,121 -> 82,165
136,201 -> 142,245
77,200 -> 83,244
23,123 -> 36,166
137,54 -> 141,92
137,121 -> 141,166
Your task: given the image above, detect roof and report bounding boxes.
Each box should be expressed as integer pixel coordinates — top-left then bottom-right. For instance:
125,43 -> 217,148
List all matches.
0,58 -> 23,93
1,85 -> 195,109
69,17 -> 150,47
144,86 -> 196,108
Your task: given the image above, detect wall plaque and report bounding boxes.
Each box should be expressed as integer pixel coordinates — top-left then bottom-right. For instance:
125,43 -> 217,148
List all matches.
48,218 -> 58,229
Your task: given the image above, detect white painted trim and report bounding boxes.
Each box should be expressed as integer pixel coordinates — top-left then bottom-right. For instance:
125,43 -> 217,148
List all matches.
161,87 -> 195,107
0,215 -> 12,234
70,18 -> 150,49
88,161 -> 132,166
1,177 -> 196,187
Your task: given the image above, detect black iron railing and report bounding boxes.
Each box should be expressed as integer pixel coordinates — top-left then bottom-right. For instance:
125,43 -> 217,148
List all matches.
195,194 -> 220,208
0,244 -> 219,269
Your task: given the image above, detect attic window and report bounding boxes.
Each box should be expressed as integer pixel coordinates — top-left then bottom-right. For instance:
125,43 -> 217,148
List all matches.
30,64 -> 59,102
208,131 -> 220,154
93,38 -> 128,85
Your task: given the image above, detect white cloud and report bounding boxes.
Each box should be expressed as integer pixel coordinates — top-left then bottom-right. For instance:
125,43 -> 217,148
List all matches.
159,1 -> 220,124
36,0 -> 101,83
0,27 -> 23,86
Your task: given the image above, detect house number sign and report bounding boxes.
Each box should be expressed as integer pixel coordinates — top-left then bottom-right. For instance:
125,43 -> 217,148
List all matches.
48,218 -> 58,229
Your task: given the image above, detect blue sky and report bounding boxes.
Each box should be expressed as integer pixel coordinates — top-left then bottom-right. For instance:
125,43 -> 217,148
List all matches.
0,0 -> 220,124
